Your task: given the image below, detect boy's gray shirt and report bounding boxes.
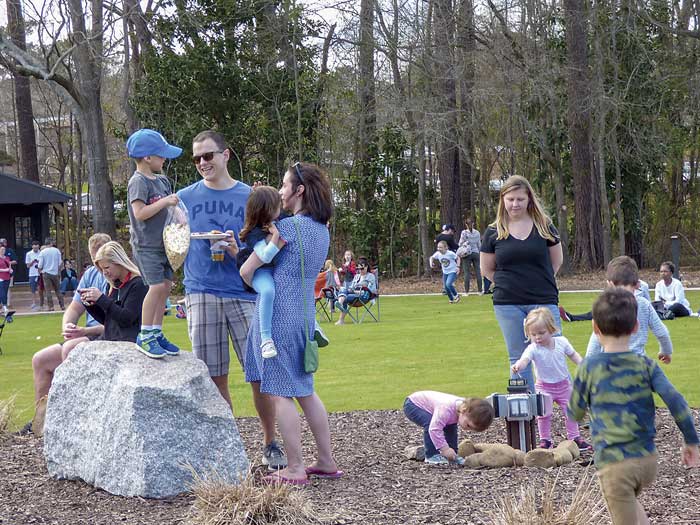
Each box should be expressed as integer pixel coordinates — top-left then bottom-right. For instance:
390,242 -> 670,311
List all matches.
127,171 -> 172,250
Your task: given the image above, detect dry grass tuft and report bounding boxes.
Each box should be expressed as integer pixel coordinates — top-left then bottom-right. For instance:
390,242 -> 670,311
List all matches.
0,395 -> 17,438
188,470 -> 336,525
487,467 -> 609,525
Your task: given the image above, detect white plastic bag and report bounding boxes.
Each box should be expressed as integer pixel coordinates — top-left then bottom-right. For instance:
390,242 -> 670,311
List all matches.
163,201 -> 190,271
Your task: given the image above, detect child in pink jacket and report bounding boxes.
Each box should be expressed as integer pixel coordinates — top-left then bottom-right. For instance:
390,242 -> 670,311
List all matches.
403,391 -> 494,465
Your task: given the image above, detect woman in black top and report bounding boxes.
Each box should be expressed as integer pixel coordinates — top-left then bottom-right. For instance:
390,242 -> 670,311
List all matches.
434,224 -> 459,252
79,241 -> 148,342
480,175 -> 563,393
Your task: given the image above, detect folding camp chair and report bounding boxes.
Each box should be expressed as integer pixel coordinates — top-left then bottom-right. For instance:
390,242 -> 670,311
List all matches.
314,272 -> 335,322
346,269 -> 380,323
0,310 -> 16,356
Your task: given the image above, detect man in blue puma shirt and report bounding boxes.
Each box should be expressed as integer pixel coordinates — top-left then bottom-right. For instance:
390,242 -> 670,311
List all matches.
178,130 -> 286,470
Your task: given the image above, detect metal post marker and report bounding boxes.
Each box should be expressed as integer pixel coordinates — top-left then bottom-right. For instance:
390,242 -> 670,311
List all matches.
487,378 -> 551,453
671,235 -> 680,279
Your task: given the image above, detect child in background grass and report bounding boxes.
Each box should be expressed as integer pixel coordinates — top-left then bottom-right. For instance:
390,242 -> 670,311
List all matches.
587,255 -> 672,364
429,241 -> 461,303
403,391 -> 494,465
126,128 -> 183,359
339,250 -> 356,289
569,288 -> 699,525
511,308 -> 590,451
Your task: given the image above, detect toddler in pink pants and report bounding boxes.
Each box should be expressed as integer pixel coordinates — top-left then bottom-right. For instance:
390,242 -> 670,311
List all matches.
512,307 -> 591,451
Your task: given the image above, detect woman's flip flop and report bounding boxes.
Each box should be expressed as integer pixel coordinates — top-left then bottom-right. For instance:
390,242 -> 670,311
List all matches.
305,466 -> 344,479
262,473 -> 309,486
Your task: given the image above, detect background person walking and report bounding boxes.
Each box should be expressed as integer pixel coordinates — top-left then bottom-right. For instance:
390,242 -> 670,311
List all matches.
38,238 -> 64,311
457,217 -> 482,294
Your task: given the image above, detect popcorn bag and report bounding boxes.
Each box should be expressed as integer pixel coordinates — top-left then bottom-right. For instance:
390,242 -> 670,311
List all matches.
163,201 -> 190,271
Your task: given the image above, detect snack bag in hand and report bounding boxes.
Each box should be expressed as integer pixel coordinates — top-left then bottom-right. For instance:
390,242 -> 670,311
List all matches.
163,201 -> 190,271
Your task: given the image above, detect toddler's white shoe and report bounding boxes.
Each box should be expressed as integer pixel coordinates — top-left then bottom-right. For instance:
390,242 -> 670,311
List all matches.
261,339 -> 278,359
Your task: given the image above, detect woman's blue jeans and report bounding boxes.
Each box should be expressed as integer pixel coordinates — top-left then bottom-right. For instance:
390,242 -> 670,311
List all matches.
442,272 -> 458,301
403,398 -> 458,458
493,304 -> 561,393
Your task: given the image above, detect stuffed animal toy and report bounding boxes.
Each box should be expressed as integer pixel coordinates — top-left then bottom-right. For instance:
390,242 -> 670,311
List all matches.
456,439 -> 580,469
458,440 -> 525,468
524,440 -> 580,468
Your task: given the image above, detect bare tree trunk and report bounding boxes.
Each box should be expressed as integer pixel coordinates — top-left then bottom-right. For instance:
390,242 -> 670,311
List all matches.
5,0 -> 39,183
357,0 -> 377,210
593,12 -> 611,265
551,132 -> 570,273
121,10 -> 138,134
417,133 -> 431,276
457,0 -> 475,220
67,0 -> 116,237
564,0 -> 602,269
433,0 -> 462,229
609,7 -> 625,255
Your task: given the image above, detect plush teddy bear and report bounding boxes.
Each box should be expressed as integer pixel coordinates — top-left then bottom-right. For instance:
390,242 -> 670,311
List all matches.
524,440 -> 580,468
458,440 -> 526,468
457,439 -> 580,469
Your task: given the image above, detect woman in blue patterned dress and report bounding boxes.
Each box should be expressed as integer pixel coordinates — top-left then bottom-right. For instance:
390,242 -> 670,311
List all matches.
244,162 -> 341,485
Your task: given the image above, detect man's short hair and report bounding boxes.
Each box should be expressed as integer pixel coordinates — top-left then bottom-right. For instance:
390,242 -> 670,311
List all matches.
193,130 -> 227,152
593,288 -> 637,337
44,237 -> 54,246
606,256 -> 639,286
32,240 -> 40,246
88,233 -> 112,256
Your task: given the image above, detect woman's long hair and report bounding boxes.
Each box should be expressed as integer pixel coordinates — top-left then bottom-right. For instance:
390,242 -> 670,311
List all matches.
94,241 -> 141,291
240,186 -> 281,242
491,175 -> 554,241
289,162 -> 333,224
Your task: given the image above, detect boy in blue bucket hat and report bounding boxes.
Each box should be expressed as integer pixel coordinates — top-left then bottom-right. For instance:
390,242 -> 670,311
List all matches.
126,129 -> 182,358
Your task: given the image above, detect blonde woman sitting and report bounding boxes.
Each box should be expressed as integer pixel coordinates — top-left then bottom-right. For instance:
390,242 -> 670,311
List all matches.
28,241 -> 148,435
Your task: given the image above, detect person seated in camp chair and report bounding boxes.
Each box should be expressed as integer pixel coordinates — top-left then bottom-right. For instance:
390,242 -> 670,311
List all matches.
335,257 -> 377,325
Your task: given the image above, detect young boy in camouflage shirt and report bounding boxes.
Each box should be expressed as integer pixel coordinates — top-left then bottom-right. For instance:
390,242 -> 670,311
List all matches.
569,288 -> 699,525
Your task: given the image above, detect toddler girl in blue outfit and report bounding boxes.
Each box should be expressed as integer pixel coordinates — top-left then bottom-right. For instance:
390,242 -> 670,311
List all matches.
238,186 -> 287,358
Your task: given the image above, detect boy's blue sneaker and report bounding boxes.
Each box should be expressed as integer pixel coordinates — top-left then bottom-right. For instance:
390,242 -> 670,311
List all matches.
314,325 -> 329,348
136,334 -> 167,359
156,333 -> 180,356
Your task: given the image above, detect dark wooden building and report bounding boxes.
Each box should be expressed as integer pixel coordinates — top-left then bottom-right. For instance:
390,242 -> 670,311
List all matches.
0,172 -> 71,283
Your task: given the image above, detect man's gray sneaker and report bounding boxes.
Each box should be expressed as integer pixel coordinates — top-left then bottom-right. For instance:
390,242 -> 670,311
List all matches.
14,421 -> 33,436
262,440 -> 288,471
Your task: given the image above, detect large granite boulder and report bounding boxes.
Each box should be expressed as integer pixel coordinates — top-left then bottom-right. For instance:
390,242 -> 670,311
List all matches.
44,341 -> 249,498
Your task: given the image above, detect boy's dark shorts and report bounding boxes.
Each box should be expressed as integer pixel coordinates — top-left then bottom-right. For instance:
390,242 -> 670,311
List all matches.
133,248 -> 173,286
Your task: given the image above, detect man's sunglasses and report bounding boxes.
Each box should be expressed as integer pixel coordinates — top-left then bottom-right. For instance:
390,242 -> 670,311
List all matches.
293,161 -> 305,185
192,150 -> 224,164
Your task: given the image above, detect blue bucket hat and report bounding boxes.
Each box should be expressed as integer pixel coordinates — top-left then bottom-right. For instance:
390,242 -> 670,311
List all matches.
126,129 -> 182,159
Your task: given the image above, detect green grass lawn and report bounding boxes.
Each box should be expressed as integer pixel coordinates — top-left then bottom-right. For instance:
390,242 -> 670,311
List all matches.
3,291 -> 700,428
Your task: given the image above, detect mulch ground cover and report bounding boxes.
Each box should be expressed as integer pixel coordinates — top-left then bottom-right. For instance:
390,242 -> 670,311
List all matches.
2,409 -> 699,524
